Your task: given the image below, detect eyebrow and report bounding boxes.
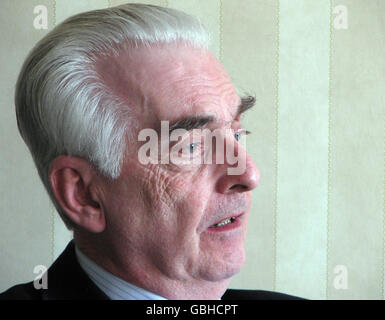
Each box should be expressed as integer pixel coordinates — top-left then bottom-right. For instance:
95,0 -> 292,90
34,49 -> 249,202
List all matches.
168,95 -> 256,133
236,95 -> 256,118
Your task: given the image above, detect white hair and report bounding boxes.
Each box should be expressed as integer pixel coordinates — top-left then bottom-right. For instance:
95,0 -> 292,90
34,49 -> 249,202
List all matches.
15,3 -> 210,229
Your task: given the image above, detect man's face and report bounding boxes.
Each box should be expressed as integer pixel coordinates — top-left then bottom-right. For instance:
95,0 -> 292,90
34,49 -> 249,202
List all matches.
96,45 -> 260,283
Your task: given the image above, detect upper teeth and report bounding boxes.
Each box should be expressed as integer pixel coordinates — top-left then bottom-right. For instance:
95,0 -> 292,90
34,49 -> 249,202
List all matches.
213,217 -> 235,228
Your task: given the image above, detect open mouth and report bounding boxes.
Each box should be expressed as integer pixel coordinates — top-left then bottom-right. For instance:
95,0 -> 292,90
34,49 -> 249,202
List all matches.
208,213 -> 244,232
209,217 -> 236,228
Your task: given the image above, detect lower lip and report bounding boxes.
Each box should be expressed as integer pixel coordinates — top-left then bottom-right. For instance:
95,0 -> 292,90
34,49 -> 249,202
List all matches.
207,213 -> 244,233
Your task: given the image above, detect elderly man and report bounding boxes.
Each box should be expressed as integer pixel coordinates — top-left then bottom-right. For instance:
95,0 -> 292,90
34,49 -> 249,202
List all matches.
1,4 -> 298,300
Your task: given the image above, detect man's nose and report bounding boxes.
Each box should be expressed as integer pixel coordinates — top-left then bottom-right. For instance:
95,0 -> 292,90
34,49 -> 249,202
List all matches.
216,150 -> 260,194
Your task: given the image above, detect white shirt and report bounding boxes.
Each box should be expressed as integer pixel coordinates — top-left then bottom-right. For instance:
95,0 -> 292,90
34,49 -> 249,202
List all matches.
75,245 -> 167,300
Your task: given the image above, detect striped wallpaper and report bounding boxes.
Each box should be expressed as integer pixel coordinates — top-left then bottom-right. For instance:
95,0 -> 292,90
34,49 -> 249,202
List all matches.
0,0 -> 383,299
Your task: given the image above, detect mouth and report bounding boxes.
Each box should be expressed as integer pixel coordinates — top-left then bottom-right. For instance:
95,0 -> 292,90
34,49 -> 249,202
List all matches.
207,212 -> 244,232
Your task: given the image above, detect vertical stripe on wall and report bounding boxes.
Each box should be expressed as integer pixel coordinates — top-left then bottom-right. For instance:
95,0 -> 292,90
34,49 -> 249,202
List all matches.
273,0 -> 280,292
221,0 -> 279,291
275,0 -> 330,299
327,0 -> 385,299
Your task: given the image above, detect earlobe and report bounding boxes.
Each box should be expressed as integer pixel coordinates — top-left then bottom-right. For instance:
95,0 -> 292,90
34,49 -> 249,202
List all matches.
49,156 -> 106,233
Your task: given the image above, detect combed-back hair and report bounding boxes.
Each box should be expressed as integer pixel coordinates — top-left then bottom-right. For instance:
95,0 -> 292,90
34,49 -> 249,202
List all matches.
15,3 -> 210,229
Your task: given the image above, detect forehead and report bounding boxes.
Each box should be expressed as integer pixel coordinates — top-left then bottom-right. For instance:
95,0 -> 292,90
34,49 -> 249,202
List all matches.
95,44 -> 240,127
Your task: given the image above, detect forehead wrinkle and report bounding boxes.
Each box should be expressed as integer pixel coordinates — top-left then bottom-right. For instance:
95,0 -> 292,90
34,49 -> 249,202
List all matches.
165,74 -> 238,119
96,45 -> 240,131
156,50 -> 235,101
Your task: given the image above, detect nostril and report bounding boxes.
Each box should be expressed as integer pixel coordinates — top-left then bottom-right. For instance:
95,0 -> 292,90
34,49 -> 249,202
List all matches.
229,184 -> 248,191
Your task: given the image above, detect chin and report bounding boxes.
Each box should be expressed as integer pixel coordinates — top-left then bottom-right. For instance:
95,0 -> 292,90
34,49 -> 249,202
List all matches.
199,246 -> 246,282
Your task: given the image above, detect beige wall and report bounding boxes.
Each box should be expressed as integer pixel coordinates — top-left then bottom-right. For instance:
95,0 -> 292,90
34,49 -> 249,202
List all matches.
0,0 -> 384,299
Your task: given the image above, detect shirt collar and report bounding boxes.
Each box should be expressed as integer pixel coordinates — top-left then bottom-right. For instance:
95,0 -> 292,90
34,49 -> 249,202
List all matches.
75,245 -> 167,300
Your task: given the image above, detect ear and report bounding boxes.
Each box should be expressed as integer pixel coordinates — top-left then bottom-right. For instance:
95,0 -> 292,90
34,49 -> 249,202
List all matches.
49,155 -> 106,233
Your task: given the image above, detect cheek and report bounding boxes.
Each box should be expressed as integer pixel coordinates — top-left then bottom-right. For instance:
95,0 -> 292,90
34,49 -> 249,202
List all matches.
147,167 -> 214,238
108,159 -> 215,236
176,186 -> 211,225
142,163 -> 211,208
141,165 -> 189,214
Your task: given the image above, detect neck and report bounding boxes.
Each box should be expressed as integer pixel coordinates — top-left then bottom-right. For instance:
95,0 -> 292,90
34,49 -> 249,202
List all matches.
74,232 -> 231,300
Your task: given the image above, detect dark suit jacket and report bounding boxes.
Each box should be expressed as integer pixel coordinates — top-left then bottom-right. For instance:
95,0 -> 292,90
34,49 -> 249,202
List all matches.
0,241 -> 302,300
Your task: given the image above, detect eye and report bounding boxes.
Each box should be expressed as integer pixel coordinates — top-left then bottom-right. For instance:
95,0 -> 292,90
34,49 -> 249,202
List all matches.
234,129 -> 251,141
186,142 -> 203,155
188,143 -> 197,153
